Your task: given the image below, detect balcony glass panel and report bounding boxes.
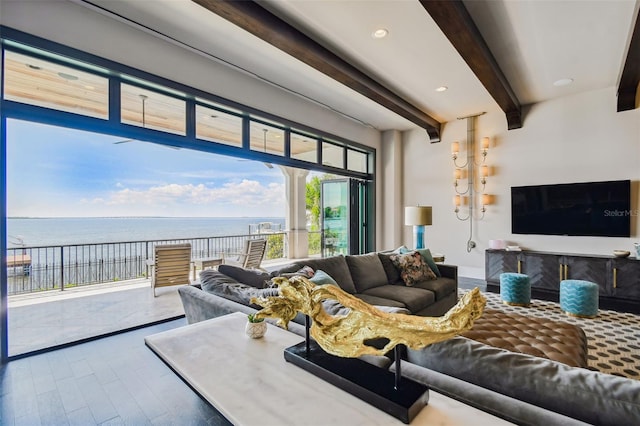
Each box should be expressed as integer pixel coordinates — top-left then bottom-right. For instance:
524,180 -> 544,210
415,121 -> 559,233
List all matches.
3,50 -> 109,119
347,149 -> 368,173
249,121 -> 284,156
121,84 -> 186,135
291,132 -> 317,162
322,141 -> 344,168
196,105 -> 242,147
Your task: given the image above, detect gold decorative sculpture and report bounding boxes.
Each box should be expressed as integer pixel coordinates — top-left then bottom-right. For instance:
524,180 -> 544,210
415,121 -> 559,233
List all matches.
252,276 -> 486,358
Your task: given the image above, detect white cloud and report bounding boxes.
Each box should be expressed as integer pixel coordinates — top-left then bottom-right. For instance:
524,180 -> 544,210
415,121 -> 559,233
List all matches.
93,180 -> 285,211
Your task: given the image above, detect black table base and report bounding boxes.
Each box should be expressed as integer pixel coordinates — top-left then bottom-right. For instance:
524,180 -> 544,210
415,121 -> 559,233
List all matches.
284,341 -> 429,424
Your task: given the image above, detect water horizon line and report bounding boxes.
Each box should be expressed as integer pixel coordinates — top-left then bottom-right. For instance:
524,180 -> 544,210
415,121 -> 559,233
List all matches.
8,216 -> 286,220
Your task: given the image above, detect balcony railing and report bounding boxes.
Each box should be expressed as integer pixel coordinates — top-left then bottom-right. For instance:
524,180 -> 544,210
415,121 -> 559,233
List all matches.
6,232 -> 288,295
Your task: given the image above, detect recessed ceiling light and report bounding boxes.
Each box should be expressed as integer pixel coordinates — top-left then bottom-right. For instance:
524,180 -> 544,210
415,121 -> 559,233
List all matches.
372,28 -> 389,39
435,86 -> 448,92
553,78 -> 574,87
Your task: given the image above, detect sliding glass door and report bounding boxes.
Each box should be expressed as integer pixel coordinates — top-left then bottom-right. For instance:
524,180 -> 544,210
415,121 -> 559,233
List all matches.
321,178 -> 372,256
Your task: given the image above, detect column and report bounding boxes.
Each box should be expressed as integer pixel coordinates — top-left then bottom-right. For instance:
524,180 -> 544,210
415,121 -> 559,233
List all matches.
279,166 -> 309,259
380,130 -> 403,250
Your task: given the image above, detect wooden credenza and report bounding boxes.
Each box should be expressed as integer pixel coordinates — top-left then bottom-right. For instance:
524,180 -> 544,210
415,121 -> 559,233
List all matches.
486,249 -> 640,314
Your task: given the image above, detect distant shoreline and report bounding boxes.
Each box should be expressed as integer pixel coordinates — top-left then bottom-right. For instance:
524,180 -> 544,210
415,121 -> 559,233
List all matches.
8,216 -> 284,219
7,217 -> 287,247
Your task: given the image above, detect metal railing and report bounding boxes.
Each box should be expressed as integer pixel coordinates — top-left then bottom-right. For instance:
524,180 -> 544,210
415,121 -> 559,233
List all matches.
6,232 -> 287,295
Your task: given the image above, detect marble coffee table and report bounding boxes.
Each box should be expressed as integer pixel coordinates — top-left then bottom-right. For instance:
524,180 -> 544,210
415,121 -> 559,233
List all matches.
145,312 -> 513,425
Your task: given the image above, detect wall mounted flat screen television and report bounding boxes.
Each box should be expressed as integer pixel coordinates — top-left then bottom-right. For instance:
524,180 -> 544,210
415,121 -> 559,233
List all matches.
511,180 -> 631,237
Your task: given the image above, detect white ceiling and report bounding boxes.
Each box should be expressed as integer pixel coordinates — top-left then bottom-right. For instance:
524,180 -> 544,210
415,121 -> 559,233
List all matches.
78,0 -> 639,131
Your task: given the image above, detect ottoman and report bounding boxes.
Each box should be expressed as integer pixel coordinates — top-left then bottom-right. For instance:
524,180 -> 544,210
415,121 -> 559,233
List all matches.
560,280 -> 599,318
462,309 -> 588,368
499,273 -> 531,307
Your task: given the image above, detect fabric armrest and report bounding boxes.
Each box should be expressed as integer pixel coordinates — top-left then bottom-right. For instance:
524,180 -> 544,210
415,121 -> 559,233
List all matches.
437,264 -> 457,280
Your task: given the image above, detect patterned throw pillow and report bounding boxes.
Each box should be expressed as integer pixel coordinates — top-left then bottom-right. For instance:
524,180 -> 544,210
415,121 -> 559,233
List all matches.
390,251 -> 437,286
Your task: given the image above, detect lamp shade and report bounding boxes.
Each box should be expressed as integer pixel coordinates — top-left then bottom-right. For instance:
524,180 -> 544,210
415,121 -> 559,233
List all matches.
405,206 -> 433,226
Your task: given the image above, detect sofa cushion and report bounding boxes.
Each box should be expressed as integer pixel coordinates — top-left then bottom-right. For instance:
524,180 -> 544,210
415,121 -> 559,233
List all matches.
321,297 -> 410,316
411,277 -> 456,301
378,253 -> 403,285
218,264 -> 270,288
406,337 -> 640,426
354,293 -> 407,309
310,270 -> 338,285
416,248 -> 441,277
289,256 -> 357,294
346,253 -> 388,292
391,251 -> 437,286
363,285 -> 435,313
201,270 -> 273,307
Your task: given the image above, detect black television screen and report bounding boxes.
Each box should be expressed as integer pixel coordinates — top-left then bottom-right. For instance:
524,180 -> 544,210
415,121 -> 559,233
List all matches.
511,180 -> 631,237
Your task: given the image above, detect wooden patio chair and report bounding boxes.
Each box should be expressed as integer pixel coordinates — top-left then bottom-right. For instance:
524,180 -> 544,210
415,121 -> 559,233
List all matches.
223,238 -> 267,270
150,243 -> 192,296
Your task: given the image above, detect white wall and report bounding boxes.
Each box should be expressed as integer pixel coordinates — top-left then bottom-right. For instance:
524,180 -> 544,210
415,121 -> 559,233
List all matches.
401,87 -> 640,278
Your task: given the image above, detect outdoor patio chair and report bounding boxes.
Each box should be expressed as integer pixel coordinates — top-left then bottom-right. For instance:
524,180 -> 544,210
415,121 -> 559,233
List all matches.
223,238 -> 267,270
149,243 -> 192,296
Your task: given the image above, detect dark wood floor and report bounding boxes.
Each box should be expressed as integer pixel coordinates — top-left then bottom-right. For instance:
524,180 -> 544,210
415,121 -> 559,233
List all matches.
0,318 -> 231,426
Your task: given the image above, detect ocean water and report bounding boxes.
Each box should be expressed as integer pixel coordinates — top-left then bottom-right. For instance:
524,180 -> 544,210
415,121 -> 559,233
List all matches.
7,217 -> 286,248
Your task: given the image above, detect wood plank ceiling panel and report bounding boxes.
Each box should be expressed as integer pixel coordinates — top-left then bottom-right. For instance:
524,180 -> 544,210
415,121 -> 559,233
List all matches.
191,0 -> 443,141
420,0 -> 523,130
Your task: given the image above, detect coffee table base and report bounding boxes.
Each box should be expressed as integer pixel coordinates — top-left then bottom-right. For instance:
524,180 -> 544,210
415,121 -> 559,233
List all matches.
284,341 -> 429,424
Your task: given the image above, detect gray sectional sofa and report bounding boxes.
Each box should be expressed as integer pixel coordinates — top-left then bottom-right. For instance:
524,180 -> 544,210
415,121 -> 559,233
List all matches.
180,252 -> 459,323
177,252 -> 640,426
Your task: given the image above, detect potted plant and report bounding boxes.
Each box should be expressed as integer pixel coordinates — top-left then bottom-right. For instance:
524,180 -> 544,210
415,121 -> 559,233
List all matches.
245,313 -> 267,338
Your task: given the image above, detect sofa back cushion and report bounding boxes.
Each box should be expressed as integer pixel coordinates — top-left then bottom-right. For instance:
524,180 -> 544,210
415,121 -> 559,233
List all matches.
200,269 -> 277,308
346,253 -> 388,292
286,256 -> 357,294
378,253 -> 403,285
218,264 -> 271,288
407,336 -> 640,425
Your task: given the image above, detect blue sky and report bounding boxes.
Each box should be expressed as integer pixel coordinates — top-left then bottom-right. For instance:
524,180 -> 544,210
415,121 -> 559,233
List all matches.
7,119 -> 287,217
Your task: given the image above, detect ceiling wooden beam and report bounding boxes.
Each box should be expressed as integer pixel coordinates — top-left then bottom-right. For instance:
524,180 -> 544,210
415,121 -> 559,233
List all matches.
617,9 -> 640,112
420,0 -> 523,130
192,0 -> 442,141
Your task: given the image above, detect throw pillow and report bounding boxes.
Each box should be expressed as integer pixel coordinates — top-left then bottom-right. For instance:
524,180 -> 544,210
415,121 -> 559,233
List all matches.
390,251 -> 437,287
309,269 -> 338,285
218,264 -> 271,289
279,265 -> 315,279
378,253 -> 403,285
416,248 -> 442,277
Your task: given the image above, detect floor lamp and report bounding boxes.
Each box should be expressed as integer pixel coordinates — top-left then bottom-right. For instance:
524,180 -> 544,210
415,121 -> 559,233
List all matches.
405,206 -> 432,250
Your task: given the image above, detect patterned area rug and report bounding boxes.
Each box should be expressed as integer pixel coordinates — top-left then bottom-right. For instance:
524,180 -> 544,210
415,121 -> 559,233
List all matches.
460,289 -> 640,379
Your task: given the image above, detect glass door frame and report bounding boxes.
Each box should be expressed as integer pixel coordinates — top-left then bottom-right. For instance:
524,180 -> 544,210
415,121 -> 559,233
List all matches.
320,178 -> 373,256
